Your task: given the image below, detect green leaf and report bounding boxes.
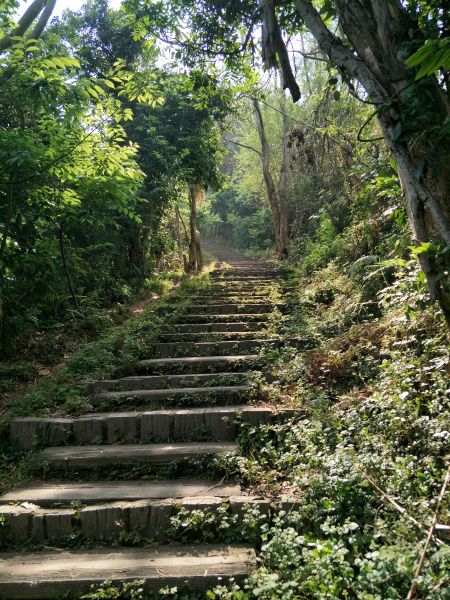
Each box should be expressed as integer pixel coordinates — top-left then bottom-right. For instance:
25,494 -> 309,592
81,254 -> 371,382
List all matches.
409,242 -> 432,256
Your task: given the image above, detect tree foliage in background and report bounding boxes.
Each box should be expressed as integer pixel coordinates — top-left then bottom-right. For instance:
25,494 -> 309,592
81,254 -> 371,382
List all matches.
126,0 -> 450,322
0,0 -> 230,356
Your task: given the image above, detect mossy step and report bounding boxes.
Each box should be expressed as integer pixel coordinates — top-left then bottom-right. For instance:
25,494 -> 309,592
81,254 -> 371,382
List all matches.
149,338 -> 280,358
210,276 -> 276,282
90,371 -> 251,392
212,269 -> 280,275
0,495 -> 267,544
93,384 -> 250,409
158,331 -> 271,342
170,322 -> 267,332
180,303 -> 275,314
179,313 -> 272,324
32,442 -> 237,471
11,406 -> 278,448
1,479 -> 241,505
136,354 -> 259,374
194,291 -> 275,297
0,544 -> 256,599
181,297 -> 275,305
209,283 -> 278,290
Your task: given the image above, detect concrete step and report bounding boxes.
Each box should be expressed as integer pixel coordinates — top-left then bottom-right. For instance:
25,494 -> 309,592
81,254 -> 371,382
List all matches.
211,269 -> 279,276
93,384 -> 250,410
158,331 -> 270,342
170,322 -> 267,332
89,371 -> 251,392
11,406 -> 279,448
194,292 -> 274,298
0,544 -> 256,598
1,479 -> 242,505
210,276 -> 276,282
148,338 -> 281,358
180,303 -> 276,314
182,297 -> 275,305
179,313 -> 272,324
0,495 -> 267,544
32,442 -> 237,472
137,354 -> 259,374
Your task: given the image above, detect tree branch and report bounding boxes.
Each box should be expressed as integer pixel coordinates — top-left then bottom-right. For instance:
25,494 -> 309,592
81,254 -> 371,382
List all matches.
223,136 -> 262,157
293,0 -> 388,103
0,0 -> 46,51
367,477 -> 444,546
406,465 -> 450,600
29,0 -> 57,41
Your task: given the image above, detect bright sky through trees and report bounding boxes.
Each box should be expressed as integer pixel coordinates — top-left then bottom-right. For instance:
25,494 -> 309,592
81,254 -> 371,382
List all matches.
18,0 -> 122,17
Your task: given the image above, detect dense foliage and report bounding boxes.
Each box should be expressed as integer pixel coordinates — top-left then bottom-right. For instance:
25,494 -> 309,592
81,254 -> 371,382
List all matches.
0,0 -> 227,358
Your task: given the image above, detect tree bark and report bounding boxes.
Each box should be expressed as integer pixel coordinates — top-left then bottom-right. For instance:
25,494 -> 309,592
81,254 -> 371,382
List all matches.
289,0 -> 450,321
186,184 -> 204,272
59,224 -> 79,311
253,97 -> 289,258
174,206 -> 184,266
0,0 -> 56,51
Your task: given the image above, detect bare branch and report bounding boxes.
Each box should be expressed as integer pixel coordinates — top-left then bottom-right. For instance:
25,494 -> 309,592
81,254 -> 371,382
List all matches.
29,0 -> 57,41
406,465 -> 450,600
223,137 -> 262,157
367,477 -> 445,546
0,0 -> 46,51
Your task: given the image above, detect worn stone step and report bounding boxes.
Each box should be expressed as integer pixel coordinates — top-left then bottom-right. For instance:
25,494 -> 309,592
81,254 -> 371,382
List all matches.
183,297 -> 275,305
93,384 -> 250,410
210,283 -> 277,290
0,495 -> 266,544
158,331 -> 270,342
1,479 -> 242,505
212,269 -> 279,275
179,313 -> 272,324
0,544 -> 256,599
181,303 -> 275,315
137,354 -> 259,374
149,338 -> 280,358
194,291 -> 274,298
171,322 -> 267,332
11,406 -> 278,448
90,371 -> 251,393
33,442 -> 237,471
210,276 -> 276,282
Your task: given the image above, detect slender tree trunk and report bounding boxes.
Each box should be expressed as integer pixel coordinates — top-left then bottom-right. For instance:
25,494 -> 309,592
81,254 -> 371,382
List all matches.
0,0 -> 56,51
187,184 -> 204,272
0,182 -> 13,262
252,97 -> 289,258
174,206 -> 183,266
59,224 -> 79,311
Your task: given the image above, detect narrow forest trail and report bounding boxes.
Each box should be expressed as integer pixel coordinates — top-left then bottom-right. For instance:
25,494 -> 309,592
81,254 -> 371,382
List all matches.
0,249 -> 294,598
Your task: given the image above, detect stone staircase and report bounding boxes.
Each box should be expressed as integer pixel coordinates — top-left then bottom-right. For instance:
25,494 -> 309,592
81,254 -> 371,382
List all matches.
0,254 -> 292,599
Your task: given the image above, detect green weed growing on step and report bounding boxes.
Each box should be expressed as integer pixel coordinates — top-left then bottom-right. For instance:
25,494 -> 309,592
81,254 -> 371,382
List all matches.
81,580 -> 145,600
168,502 -> 267,544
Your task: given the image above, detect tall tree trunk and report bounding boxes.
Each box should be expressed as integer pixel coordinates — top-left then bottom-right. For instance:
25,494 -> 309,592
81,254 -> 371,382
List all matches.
174,206 -> 184,266
187,184 -> 204,273
286,0 -> 450,322
59,224 -> 79,311
252,97 -> 289,258
0,0 -> 56,51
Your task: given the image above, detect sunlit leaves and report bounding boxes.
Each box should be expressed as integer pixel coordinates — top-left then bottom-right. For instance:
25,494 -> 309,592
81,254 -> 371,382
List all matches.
406,38 -> 450,79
